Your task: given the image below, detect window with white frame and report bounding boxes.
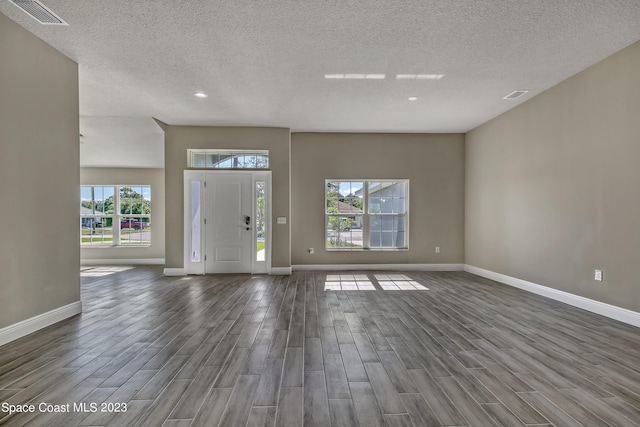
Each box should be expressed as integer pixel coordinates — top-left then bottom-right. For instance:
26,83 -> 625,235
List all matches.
81,185 -> 151,246
325,180 -> 408,250
188,149 -> 269,169
80,186 -> 114,245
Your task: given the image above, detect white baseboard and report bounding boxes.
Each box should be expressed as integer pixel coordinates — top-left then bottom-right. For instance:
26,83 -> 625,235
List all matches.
292,263 -> 464,272
270,267 -> 292,275
464,265 -> 640,328
0,301 -> 82,347
164,267 -> 291,276
82,258 -> 165,266
164,268 -> 187,276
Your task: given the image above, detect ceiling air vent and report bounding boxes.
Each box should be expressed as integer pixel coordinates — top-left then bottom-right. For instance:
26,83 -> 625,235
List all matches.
10,0 -> 68,25
503,90 -> 528,100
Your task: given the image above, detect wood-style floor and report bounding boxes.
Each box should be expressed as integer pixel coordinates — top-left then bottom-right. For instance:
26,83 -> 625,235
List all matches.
1,267 -> 640,426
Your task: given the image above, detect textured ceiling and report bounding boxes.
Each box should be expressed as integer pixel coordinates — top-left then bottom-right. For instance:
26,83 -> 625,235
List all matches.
2,0 -> 640,167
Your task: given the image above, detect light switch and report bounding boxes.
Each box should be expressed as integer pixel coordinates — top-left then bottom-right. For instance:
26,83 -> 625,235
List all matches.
277,216 -> 287,224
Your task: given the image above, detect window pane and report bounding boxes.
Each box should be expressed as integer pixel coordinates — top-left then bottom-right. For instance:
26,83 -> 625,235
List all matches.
256,181 -> 266,262
326,215 -> 363,248
343,182 -> 363,214
370,181 -> 407,214
193,153 -> 206,167
206,153 -> 219,168
191,182 -> 201,262
327,181 -> 363,214
81,186 -> 113,215
326,181 -> 340,212
80,187 -> 92,214
120,217 -> 151,245
256,155 -> 269,168
142,187 -> 151,214
81,216 -> 113,245
233,154 -> 246,168
119,187 -> 131,214
368,182 -> 383,213
369,196 -> 380,213
381,216 -> 393,231
218,154 -> 232,168
380,198 -> 393,213
392,181 -> 406,197
103,187 -> 114,209
392,198 -> 406,214
381,232 -> 393,247
120,186 -> 150,215
370,216 -> 381,231
370,231 -> 381,247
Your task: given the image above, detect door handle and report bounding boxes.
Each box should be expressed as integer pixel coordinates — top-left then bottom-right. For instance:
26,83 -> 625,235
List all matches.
244,215 -> 251,230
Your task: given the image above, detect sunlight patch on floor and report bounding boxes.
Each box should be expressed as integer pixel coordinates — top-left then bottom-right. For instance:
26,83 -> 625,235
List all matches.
80,266 -> 134,277
324,274 -> 376,291
374,274 -> 429,290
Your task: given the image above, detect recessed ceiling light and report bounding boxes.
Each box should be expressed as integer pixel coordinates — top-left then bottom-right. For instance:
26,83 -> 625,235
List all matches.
194,92 -> 208,98
364,74 -> 386,79
344,74 -> 366,79
408,96 -> 418,101
503,90 -> 528,100
324,74 -> 345,79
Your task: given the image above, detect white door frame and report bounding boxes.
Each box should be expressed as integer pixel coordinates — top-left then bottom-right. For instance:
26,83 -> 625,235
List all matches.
183,170 -> 272,274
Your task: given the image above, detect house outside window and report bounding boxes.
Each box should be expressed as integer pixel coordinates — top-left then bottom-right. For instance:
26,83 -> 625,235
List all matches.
81,185 -> 151,246
326,180 -> 408,250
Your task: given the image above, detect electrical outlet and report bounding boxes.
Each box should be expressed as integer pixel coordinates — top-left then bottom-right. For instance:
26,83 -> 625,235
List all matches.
309,248 -> 314,254
594,269 -> 603,281
435,246 -> 440,253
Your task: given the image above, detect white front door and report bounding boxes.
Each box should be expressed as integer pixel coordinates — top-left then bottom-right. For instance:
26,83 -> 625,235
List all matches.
205,173 -> 252,273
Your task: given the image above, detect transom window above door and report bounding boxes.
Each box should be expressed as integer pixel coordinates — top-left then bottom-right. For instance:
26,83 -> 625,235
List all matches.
188,149 -> 269,169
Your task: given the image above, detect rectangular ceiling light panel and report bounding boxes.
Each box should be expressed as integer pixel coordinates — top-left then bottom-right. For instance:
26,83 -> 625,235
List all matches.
503,90 -> 529,100
324,74 -> 386,80
10,0 -> 67,25
396,74 -> 444,80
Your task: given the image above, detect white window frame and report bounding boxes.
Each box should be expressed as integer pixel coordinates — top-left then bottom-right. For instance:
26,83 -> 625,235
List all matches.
187,149 -> 269,169
80,185 -> 151,247
80,186 -> 115,246
325,179 -> 409,251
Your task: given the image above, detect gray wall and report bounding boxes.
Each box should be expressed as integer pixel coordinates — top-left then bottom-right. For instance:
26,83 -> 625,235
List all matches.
0,13 -> 79,329
80,167 -> 165,262
291,133 -> 465,266
466,41 -> 640,312
164,126 -> 291,269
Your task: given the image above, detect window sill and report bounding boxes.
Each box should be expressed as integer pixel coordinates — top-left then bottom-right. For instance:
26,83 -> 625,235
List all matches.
325,247 -> 409,251
81,245 -> 152,249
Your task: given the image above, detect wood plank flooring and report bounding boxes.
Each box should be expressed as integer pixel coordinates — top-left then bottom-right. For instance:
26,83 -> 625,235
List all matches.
1,266 -> 640,426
